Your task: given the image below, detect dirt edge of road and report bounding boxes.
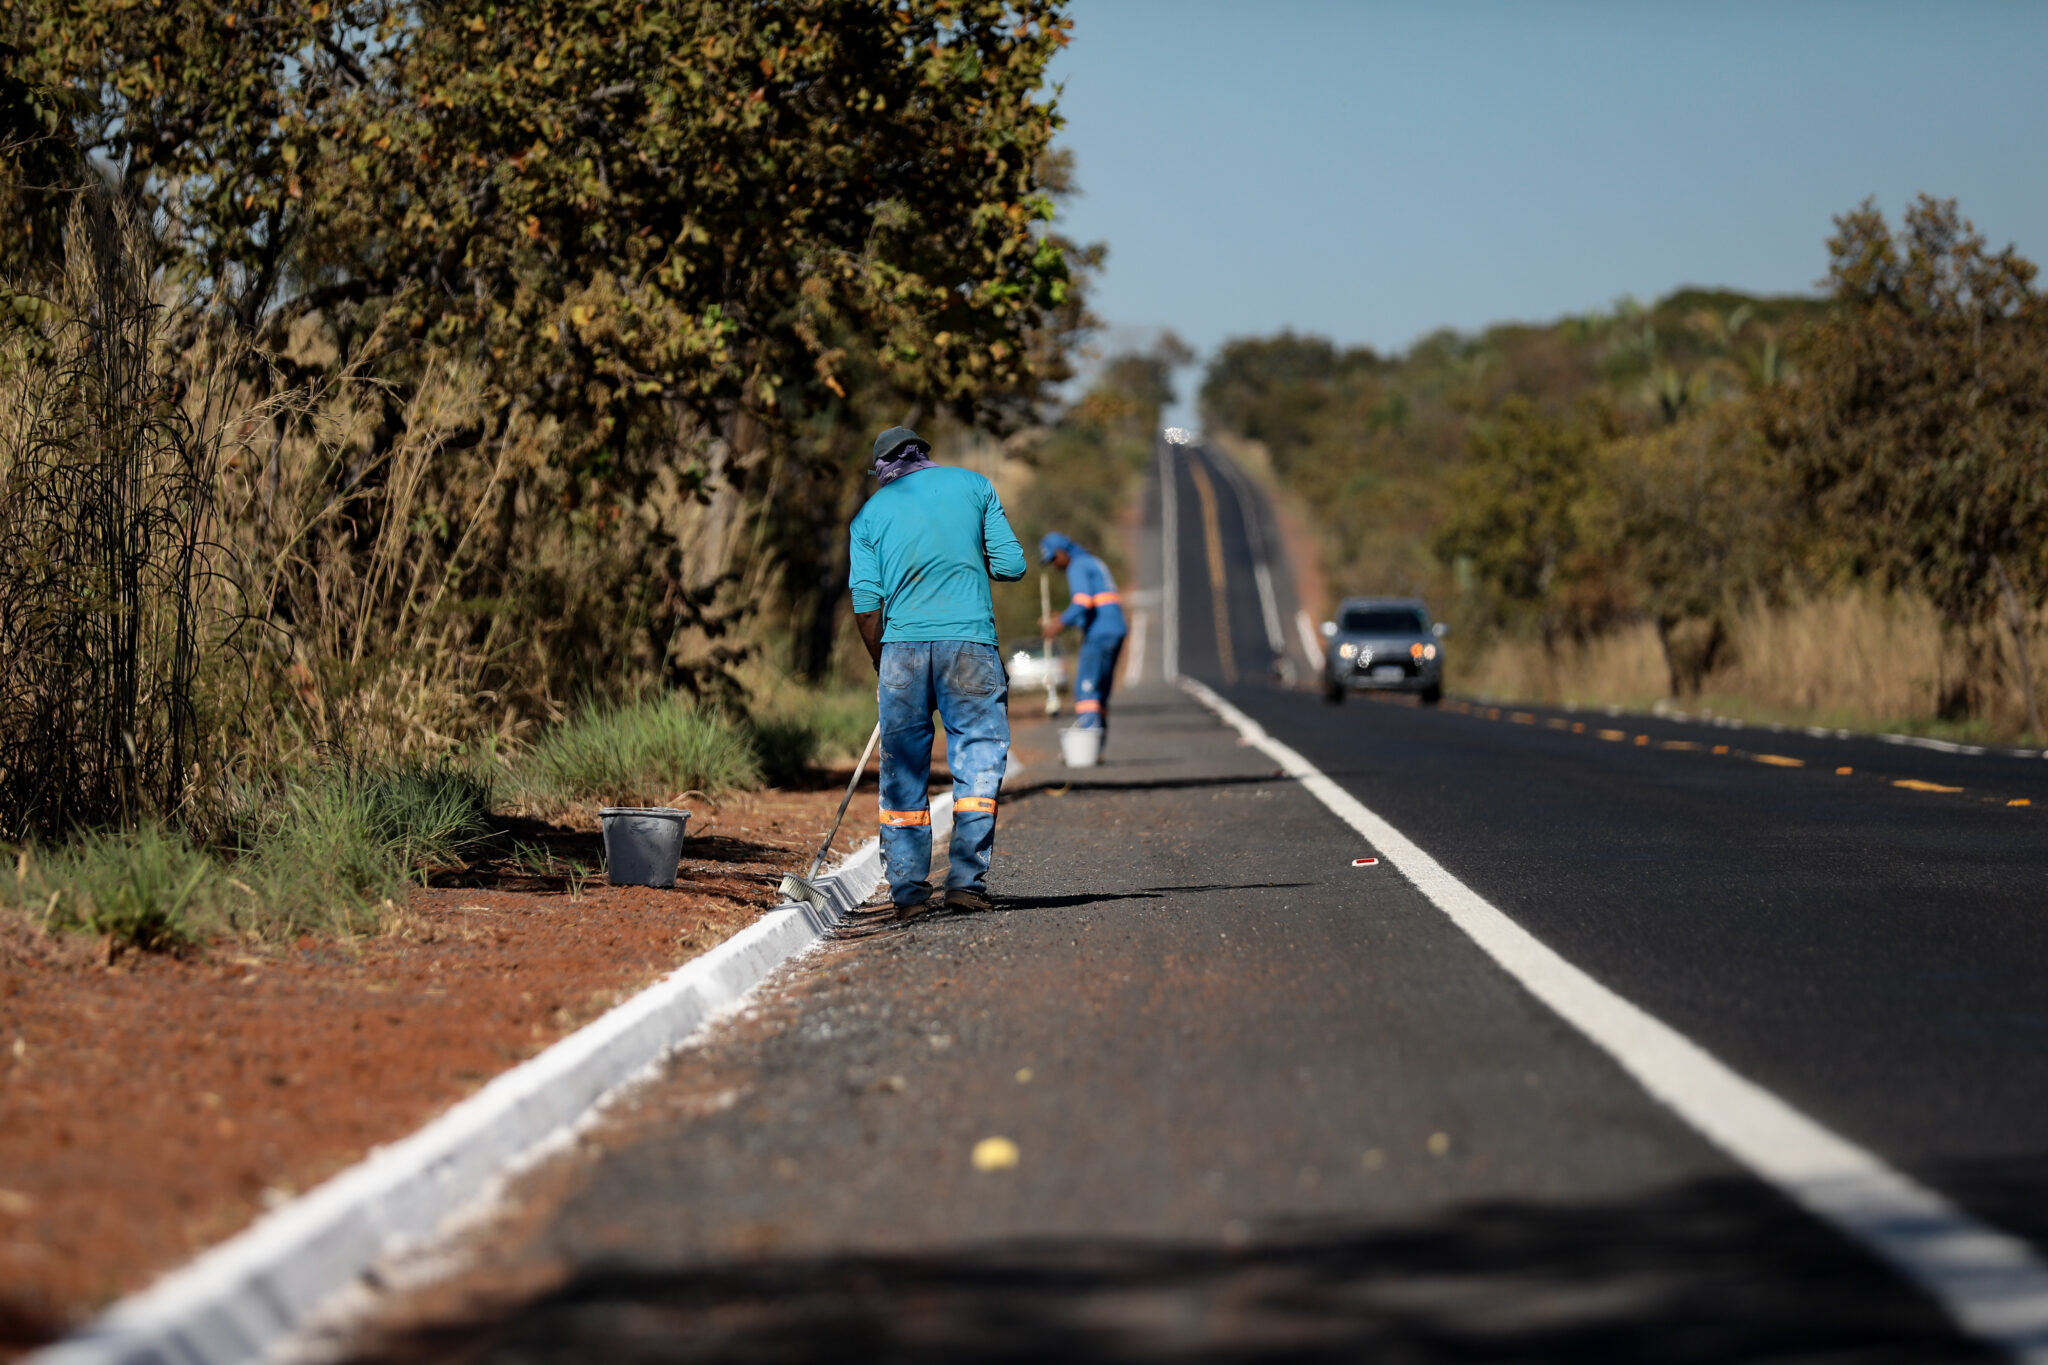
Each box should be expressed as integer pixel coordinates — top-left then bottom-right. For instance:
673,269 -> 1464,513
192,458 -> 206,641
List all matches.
0,782 -> 876,1359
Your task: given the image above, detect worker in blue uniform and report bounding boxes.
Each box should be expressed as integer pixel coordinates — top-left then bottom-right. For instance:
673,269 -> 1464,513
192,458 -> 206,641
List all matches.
1039,532 -> 1127,743
850,426 -> 1027,920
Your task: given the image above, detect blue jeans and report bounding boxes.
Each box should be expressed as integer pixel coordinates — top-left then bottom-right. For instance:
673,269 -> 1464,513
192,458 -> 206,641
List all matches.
1074,633 -> 1126,732
877,641 -> 1010,906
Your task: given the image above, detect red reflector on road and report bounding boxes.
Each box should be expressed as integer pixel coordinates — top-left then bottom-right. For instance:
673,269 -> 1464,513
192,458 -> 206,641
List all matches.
1352,857 -> 1379,867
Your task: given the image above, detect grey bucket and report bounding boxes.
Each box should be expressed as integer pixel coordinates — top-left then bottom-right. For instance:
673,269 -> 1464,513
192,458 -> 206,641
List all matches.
599,806 -> 691,888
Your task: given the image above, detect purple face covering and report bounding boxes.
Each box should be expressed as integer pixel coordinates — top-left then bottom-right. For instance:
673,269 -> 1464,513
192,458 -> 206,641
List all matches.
872,441 -> 937,487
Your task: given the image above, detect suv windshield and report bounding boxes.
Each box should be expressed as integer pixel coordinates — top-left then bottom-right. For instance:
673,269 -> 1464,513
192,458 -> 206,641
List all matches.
1341,608 -> 1426,635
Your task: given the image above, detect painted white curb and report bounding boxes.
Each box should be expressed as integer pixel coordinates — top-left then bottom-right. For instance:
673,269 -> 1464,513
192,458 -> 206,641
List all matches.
32,793 -> 957,1365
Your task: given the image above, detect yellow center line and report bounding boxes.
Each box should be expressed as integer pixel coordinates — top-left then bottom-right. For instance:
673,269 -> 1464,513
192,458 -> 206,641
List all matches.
1186,461 -> 1237,684
1433,701 -> 2032,807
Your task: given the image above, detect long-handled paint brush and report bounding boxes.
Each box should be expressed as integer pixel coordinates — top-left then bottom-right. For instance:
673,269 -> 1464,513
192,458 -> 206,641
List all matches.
778,721 -> 883,912
1039,572 -> 1061,717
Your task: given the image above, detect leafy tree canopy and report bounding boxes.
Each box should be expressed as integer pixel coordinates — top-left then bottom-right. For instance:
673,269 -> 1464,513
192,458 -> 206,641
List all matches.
1770,195 -> 2048,630
5,0 -> 1084,464
1767,194 -> 2048,728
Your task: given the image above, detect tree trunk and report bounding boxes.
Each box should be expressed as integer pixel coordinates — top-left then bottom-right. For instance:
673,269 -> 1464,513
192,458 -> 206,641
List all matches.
1990,554 -> 2043,739
1655,615 -> 1681,698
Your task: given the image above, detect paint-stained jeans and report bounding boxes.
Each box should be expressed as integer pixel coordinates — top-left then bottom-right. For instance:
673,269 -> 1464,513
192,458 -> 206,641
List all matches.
1073,633 -> 1126,732
877,641 -> 1010,906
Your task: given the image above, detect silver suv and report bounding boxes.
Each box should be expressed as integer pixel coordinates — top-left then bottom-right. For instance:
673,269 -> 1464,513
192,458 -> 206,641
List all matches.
1320,597 -> 1446,705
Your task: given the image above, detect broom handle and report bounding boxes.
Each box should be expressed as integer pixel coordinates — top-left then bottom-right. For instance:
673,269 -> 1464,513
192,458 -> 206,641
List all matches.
808,722 -> 883,879
1040,573 -> 1052,666
1039,573 -> 1058,708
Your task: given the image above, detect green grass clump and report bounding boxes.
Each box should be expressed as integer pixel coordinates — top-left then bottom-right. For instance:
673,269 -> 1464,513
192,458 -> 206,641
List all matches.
744,685 -> 875,786
747,718 -> 822,789
4,760 -> 496,951
5,825 -> 230,952
234,760 -> 496,933
517,695 -> 762,808
3,685 -> 880,953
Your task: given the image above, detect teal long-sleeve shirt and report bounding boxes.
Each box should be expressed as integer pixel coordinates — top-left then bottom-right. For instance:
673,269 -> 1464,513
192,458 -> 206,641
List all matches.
848,465 -> 1026,644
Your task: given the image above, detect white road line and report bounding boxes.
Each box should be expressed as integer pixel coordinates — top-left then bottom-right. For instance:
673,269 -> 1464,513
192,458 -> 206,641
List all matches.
1205,444 -> 1289,656
1295,608 -> 1323,672
1159,441 -> 1180,682
1125,610 -> 1148,684
1181,674 -> 2048,1364
1251,563 -> 1287,655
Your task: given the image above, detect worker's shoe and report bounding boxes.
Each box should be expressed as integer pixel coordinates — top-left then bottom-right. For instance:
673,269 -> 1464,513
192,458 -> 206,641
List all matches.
942,887 -> 993,915
892,892 -> 936,923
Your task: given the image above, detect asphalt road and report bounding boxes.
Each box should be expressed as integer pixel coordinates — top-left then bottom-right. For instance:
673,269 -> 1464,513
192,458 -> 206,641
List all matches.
318,442 -> 2041,1362
1160,438 -> 2048,1256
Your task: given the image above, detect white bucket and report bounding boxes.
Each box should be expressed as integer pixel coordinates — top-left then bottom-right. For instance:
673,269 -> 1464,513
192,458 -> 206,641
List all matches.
599,806 -> 691,888
1058,726 -> 1103,768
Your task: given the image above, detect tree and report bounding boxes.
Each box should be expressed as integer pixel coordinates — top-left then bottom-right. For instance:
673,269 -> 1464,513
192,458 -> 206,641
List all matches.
4,0 -> 1092,697
4,0 -> 384,320
0,37 -> 90,308
1606,409 -> 1793,694
1199,331 -> 1377,479
1433,398 -> 1627,653
1768,196 -> 2048,732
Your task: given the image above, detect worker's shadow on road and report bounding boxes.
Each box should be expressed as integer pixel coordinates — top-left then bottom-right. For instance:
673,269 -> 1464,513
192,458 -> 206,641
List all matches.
332,1169 -> 1998,1363
1009,772 -> 1290,799
828,883 -> 1313,938
988,881 -> 1313,913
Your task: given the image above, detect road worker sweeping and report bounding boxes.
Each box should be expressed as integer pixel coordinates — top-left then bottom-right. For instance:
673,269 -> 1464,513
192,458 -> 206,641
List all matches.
849,426 -> 1026,920
1039,532 -> 1128,748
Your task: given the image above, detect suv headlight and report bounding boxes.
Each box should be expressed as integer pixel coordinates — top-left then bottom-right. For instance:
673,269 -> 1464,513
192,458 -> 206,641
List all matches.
1337,643 -> 1358,660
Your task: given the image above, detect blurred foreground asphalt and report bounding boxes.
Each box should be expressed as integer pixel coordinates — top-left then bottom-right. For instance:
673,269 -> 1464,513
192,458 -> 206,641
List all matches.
324,684 -> 1992,1363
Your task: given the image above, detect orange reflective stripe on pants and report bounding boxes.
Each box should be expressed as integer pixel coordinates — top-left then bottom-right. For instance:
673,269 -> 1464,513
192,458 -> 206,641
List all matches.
955,796 -> 997,815
1074,699 -> 1102,714
880,808 -> 931,827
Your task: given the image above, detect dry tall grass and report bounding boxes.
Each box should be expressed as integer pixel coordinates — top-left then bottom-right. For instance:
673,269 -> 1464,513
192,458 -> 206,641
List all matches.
3,190 -> 826,846
0,197 -> 240,839
1460,589 -> 2048,742
1457,624 -> 1669,710
213,332 -> 515,765
210,317 -> 771,768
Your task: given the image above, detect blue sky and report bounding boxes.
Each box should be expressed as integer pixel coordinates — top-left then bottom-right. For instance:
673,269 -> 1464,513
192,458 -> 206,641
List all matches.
1046,0 -> 2048,421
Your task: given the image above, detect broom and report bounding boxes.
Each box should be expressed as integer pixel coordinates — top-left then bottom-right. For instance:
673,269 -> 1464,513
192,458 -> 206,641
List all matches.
778,721 -> 883,912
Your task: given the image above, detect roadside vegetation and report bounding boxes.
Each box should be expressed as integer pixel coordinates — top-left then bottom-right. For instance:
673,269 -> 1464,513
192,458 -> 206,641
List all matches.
0,3 -> 1106,953
4,760 -> 492,949
1204,198 -> 2048,742
992,337 -> 1189,644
